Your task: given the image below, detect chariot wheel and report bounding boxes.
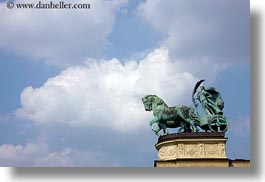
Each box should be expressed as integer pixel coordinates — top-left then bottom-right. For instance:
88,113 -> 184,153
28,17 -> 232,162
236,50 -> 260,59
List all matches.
208,115 -> 228,132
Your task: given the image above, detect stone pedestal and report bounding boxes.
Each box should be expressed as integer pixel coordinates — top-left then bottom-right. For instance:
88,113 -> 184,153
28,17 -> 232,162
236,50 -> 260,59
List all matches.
154,132 -> 230,167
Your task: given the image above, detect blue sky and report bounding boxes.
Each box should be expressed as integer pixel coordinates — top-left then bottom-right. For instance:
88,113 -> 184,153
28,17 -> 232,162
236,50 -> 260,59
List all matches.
0,0 -> 249,166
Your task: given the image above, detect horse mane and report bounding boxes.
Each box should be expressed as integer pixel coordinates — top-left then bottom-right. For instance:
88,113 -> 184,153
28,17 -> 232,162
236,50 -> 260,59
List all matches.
147,95 -> 168,107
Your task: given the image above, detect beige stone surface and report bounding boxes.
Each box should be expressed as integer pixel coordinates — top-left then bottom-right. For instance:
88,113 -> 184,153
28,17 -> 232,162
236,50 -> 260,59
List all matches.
154,133 -> 250,167
155,159 -> 230,167
156,138 -> 227,160
155,159 -> 250,167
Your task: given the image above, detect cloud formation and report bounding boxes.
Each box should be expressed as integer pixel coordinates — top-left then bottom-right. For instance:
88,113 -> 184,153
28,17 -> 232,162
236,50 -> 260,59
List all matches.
0,0 -> 127,67
16,47 -> 224,132
0,0 -> 250,166
0,143 -> 117,166
137,0 -> 249,64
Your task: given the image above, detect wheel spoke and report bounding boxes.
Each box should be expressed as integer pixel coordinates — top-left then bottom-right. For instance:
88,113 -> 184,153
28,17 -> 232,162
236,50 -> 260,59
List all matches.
208,115 -> 227,132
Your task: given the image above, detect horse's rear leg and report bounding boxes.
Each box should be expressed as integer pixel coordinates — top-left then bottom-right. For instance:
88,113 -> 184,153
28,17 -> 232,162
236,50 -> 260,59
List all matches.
187,119 -> 199,132
178,123 -> 185,133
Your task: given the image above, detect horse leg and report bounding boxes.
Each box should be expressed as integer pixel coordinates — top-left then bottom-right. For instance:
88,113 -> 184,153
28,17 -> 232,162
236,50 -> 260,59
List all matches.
185,123 -> 192,133
162,129 -> 168,135
181,114 -> 198,132
152,123 -> 161,136
149,117 -> 159,128
192,120 -> 199,132
177,126 -> 183,133
187,118 -> 198,132
176,110 -> 187,133
149,117 -> 161,134
178,122 -> 185,133
161,123 -> 169,135
181,122 -> 191,133
155,127 -> 161,136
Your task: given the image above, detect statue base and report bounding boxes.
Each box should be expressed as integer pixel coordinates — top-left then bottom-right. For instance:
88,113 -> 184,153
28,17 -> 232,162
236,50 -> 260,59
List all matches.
154,132 -> 240,167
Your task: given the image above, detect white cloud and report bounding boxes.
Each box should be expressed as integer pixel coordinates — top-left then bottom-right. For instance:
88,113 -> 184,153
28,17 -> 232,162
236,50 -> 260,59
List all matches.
0,143 -> 118,166
0,0 -> 127,67
16,47 -> 224,132
137,0 -> 249,64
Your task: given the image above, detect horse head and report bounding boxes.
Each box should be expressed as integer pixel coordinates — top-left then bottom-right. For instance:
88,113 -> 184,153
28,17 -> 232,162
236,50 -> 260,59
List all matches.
142,95 -> 166,111
142,95 -> 153,111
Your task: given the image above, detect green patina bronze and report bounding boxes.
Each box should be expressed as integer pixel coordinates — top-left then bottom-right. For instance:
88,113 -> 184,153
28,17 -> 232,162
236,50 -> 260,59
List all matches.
142,95 -> 199,136
142,80 -> 228,136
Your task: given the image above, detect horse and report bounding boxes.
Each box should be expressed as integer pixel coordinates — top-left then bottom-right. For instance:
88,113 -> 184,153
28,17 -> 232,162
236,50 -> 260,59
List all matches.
142,95 -> 199,136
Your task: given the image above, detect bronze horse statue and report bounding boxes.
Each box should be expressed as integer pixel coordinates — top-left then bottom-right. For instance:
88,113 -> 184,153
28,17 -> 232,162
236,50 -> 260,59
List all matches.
142,95 -> 199,136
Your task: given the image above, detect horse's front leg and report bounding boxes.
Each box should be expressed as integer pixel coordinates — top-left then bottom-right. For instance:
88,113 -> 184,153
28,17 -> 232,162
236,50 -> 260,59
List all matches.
162,127 -> 169,135
149,117 -> 158,128
155,127 -> 161,136
153,122 -> 161,136
149,117 -> 160,133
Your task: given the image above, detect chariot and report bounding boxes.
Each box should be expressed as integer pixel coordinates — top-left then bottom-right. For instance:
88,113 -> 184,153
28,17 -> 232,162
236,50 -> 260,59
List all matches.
192,80 -> 228,132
